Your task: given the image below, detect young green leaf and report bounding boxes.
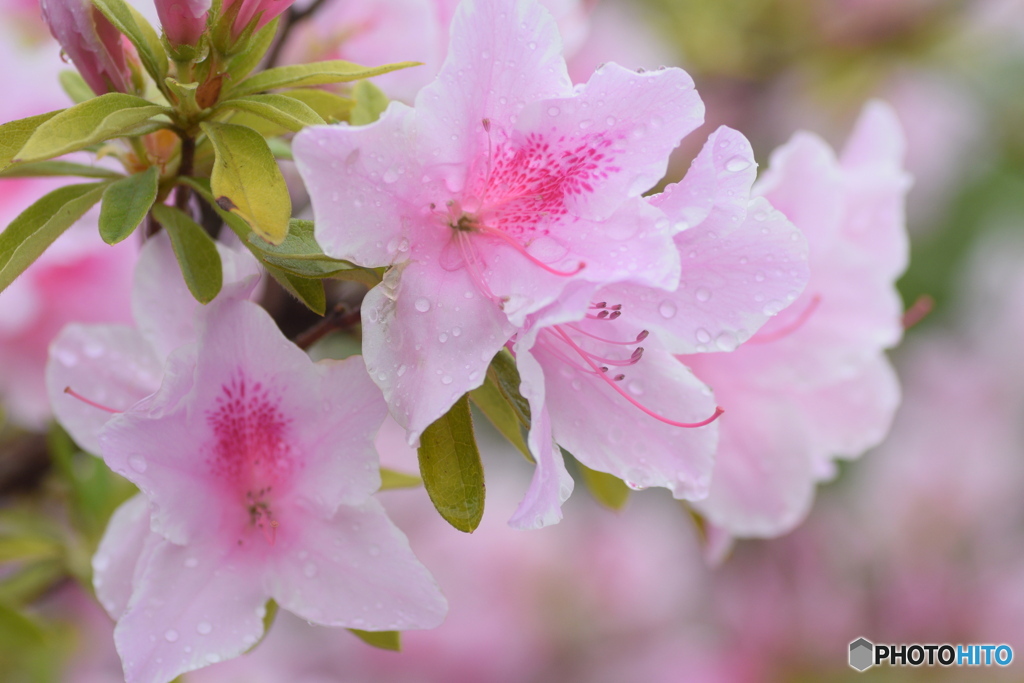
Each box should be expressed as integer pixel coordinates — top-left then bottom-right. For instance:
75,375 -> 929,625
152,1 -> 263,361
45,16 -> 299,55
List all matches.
0,182 -> 108,293
201,121 -> 291,245
380,468 -> 423,490
0,160 -> 122,180
164,78 -> 202,120
229,60 -> 420,98
470,378 -> 532,462
417,395 -> 485,533
286,89 -> 355,122
215,94 -> 326,132
151,204 -> 224,304
350,80 -> 390,125
98,166 -> 159,244
59,70 -> 94,104
265,265 -> 327,315
0,111 -> 61,170
225,18 -> 281,83
246,219 -> 377,281
13,94 -> 168,165
575,457 -> 631,511
348,629 -> 401,651
486,349 -> 532,427
91,0 -> 169,86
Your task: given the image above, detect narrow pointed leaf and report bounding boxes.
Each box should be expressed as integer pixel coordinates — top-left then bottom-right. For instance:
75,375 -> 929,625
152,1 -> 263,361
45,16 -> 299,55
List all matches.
470,378 -> 532,462
247,219 -> 379,281
486,350 -> 531,427
286,89 -> 354,122
265,264 -> 326,315
226,18 -> 280,83
201,121 -> 290,244
229,60 -> 420,97
59,70 -> 94,104
151,204 -> 223,303
91,0 -> 169,85
380,468 -> 422,490
216,94 -> 325,132
99,166 -> 159,244
0,182 -> 107,293
0,161 -> 122,179
418,395 -> 485,533
0,111 -> 61,170
350,80 -> 390,125
575,458 -> 630,511
13,94 -> 168,165
348,629 -> 401,651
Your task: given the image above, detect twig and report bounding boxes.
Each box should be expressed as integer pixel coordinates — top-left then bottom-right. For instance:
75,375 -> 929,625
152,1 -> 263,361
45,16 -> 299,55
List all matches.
265,0 -> 334,68
293,303 -> 361,349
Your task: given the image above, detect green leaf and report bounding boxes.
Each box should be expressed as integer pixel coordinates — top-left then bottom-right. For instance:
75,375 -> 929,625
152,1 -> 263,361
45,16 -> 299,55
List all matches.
225,18 -> 281,83
0,111 -> 61,170
348,629 -> 401,651
0,559 -> 66,606
201,121 -> 291,245
0,536 -> 61,563
99,167 -> 159,244
417,395 -> 485,533
380,468 -> 422,490
0,182 -> 108,293
216,94 -> 325,133
0,160 -> 123,179
12,94 -> 168,166
164,77 -> 202,120
91,0 -> 169,85
246,219 -> 377,281
470,377 -> 532,462
575,458 -> 630,511
229,60 -> 420,98
151,204 -> 224,303
266,265 -> 327,315
286,89 -> 354,122
486,349 -> 531,427
350,80 -> 390,125
59,70 -> 94,104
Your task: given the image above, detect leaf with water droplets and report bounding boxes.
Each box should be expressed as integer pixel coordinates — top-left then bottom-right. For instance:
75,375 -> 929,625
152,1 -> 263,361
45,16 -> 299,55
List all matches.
417,395 -> 485,533
348,628 -> 401,651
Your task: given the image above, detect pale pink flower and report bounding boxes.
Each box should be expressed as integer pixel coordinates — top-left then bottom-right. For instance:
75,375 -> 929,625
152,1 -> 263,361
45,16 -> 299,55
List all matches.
685,101 -> 911,537
507,127 -> 810,528
294,0 -> 704,442
40,0 -> 135,95
156,0 -> 210,47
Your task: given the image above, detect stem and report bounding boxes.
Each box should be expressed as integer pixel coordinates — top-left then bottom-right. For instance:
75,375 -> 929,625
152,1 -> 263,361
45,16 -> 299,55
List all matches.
293,303 -> 361,350
174,136 -> 196,213
265,0 -> 333,68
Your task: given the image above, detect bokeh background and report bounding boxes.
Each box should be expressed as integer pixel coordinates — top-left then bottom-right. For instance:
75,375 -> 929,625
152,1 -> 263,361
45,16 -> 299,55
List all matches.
2,0 -> 1024,680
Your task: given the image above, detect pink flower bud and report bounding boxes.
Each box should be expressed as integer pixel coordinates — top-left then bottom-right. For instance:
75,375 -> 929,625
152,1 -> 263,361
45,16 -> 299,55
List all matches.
221,0 -> 295,43
155,0 -> 210,48
40,0 -> 134,95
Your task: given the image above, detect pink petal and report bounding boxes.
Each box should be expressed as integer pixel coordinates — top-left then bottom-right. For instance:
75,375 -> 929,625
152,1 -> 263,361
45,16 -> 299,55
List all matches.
132,232 -> 261,362
508,346 -> 574,529
114,536 -> 267,683
360,254 -> 515,443
415,0 -> 572,182
270,499 -> 447,630
92,494 -> 152,619
294,104 -> 428,267
46,324 -> 162,455
518,62 -> 704,221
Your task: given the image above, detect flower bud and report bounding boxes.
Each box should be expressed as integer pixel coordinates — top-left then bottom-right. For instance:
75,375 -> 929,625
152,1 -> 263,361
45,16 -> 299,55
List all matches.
155,0 -> 210,47
220,0 -> 295,44
40,0 -> 134,95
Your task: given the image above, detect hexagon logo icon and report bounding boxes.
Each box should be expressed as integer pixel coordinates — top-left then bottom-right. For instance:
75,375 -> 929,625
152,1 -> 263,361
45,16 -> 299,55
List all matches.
849,637 -> 874,671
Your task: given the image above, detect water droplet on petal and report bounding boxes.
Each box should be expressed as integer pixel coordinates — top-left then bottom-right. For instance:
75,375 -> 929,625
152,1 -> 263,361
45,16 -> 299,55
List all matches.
129,455 -> 148,473
303,562 -> 318,578
658,301 -> 677,319
695,328 -> 711,344
715,332 -> 738,352
725,156 -> 751,172
695,287 -> 712,303
197,622 -> 212,635
547,106 -> 560,116
441,375 -> 453,385
164,629 -> 179,643
184,557 -> 198,569
414,298 -> 431,313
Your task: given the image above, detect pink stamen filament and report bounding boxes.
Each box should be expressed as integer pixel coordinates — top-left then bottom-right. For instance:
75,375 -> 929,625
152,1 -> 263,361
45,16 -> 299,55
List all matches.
475,224 -> 585,277
750,294 -> 822,345
902,294 -> 934,330
567,322 -> 649,346
551,327 -> 723,428
63,386 -> 120,414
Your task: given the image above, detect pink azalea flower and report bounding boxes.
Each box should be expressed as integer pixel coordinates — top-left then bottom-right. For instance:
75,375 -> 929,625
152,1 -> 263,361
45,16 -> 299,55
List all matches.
40,0 -> 136,95
293,0 -> 704,441
507,127 -> 810,528
221,0 -> 297,42
155,0 -> 210,47
86,297 -> 445,683
46,232 -> 260,455
684,101 -> 911,537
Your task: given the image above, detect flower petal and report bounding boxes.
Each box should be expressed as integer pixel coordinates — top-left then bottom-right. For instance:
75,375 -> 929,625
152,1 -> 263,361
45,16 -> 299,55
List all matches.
270,498 -> 447,630
47,324 -> 162,455
92,494 -> 153,619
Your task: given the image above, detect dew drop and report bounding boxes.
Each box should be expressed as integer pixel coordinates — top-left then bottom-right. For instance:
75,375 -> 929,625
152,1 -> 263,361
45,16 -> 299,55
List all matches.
695,287 -> 712,303
441,375 -> 453,385
715,332 -> 738,352
695,328 -> 711,344
303,562 -> 318,578
725,156 -> 751,173
547,106 -> 560,116
197,622 -> 212,635
164,629 -> 179,643
658,301 -> 677,319
438,332 -> 448,343
414,298 -> 431,313
129,455 -> 148,473
627,380 -> 644,396
452,327 -> 462,337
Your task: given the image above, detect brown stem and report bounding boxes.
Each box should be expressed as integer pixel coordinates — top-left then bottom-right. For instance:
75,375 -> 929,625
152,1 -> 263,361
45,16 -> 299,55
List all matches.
174,136 -> 196,213
264,0 -> 333,68
293,303 -> 361,350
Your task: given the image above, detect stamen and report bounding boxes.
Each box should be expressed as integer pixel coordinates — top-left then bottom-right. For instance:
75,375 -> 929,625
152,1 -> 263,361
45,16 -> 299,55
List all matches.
456,231 -> 500,303
551,327 -> 723,428
477,225 -> 585,277
566,323 -> 649,346
901,294 -> 934,330
749,294 -> 822,345
63,386 -> 120,414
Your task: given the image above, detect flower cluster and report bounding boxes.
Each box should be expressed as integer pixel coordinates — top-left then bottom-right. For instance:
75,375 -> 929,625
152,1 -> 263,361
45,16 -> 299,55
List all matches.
0,0 -> 910,680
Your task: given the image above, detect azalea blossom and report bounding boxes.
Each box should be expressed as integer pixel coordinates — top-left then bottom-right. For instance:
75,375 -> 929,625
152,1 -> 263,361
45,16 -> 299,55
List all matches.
685,101 -> 911,537
508,126 -> 810,528
40,0 -> 136,95
155,0 -> 210,47
294,0 -> 704,442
